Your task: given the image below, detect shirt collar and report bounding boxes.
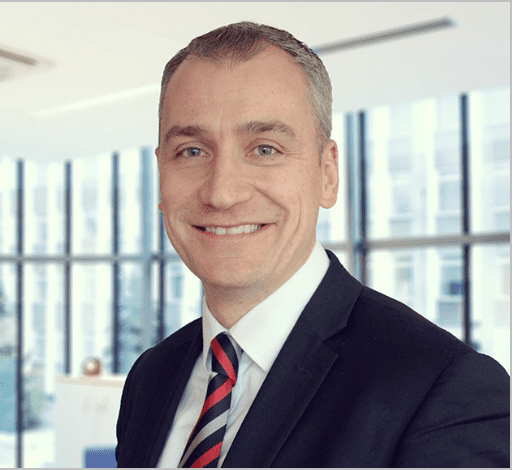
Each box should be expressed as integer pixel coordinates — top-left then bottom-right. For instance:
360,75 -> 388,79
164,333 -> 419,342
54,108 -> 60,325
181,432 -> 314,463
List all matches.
201,242 -> 330,374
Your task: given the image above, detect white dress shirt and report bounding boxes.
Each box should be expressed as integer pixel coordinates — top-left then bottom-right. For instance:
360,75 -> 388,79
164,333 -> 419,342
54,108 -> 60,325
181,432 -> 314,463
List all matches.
157,242 -> 330,468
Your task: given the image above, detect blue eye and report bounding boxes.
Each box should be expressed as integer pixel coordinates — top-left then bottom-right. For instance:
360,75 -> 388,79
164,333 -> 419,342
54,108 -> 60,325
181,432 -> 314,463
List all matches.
186,147 -> 203,157
256,145 -> 277,156
177,147 -> 204,158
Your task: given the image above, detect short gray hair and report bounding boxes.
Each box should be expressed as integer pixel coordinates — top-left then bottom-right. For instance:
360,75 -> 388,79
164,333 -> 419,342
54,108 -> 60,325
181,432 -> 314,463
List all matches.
158,22 -> 332,149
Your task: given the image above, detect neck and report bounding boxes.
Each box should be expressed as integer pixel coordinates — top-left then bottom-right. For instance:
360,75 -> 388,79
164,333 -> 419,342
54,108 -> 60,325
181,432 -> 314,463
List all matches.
203,283 -> 273,329
203,241 -> 318,328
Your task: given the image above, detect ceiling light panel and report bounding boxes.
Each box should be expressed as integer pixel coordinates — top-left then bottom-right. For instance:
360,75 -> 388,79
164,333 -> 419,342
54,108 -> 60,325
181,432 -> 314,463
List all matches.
0,45 -> 54,82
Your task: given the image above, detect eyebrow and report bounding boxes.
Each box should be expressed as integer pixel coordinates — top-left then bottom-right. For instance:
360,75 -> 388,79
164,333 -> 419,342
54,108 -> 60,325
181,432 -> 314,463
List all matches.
162,120 -> 297,147
239,120 -> 297,138
163,125 -> 207,146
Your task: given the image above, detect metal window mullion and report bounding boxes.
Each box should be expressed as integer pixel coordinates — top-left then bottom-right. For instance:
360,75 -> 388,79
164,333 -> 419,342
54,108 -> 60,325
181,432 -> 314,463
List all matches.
15,160 -> 23,469
64,162 -> 71,374
0,231 -> 507,263
112,152 -> 120,373
345,113 -> 357,277
358,111 -> 368,285
141,147 -> 153,352
157,200 -> 165,343
461,94 -> 472,346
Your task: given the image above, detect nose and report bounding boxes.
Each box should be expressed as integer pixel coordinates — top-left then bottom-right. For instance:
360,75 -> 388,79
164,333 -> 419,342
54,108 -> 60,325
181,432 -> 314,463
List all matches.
198,151 -> 252,210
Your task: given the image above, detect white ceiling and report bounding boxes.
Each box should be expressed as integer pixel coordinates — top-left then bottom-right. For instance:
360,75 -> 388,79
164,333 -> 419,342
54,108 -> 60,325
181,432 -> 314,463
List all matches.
0,2 -> 510,163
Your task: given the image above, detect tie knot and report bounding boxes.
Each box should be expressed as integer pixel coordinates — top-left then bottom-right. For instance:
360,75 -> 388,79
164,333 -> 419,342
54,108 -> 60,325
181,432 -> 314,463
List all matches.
211,333 -> 238,385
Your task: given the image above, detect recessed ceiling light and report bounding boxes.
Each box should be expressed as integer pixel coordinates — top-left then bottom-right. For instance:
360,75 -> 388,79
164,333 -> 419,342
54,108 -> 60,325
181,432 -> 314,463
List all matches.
0,45 -> 54,82
313,17 -> 455,54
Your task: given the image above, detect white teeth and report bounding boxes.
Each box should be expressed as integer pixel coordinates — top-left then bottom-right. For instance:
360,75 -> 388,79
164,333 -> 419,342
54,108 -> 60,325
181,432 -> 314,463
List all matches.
227,226 -> 244,235
243,224 -> 260,233
205,224 -> 261,235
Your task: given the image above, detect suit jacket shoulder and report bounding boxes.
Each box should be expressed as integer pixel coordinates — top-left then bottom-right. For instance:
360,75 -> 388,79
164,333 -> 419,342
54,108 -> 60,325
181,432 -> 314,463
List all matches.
225,250 -> 510,467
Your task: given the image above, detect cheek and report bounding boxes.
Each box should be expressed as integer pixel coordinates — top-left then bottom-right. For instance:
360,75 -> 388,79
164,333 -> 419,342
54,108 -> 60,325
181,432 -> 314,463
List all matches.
159,173 -> 190,208
285,167 -> 322,202
272,171 -> 322,224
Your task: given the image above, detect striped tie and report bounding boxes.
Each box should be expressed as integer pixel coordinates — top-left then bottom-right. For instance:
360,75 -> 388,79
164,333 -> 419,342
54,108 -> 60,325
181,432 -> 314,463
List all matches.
179,333 -> 239,468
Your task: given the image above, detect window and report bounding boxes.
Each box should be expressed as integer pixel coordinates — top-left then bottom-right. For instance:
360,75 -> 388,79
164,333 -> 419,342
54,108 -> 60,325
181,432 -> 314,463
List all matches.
32,303 -> 46,333
394,257 -> 414,300
390,103 -> 412,136
434,131 -> 460,175
33,186 -> 47,217
81,181 -> 98,212
490,125 -> 510,163
469,86 -> 510,234
388,137 -> 412,174
365,87 -> 509,351
392,183 -> 413,215
439,180 -> 460,212
0,85 -> 509,468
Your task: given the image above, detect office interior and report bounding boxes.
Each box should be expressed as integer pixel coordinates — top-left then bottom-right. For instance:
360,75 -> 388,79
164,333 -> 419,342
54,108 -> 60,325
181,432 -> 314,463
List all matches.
0,2 -> 510,468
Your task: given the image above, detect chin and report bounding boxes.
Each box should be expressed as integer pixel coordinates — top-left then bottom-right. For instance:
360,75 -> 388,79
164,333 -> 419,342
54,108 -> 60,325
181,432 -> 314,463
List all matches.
201,270 -> 258,289
196,261 -> 268,290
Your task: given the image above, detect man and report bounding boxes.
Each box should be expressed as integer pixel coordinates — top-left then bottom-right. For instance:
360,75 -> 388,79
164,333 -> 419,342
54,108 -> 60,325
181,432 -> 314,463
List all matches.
116,22 -> 509,468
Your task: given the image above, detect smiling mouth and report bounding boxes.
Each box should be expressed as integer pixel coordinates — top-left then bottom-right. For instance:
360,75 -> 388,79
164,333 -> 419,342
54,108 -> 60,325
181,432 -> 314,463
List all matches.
195,224 -> 264,235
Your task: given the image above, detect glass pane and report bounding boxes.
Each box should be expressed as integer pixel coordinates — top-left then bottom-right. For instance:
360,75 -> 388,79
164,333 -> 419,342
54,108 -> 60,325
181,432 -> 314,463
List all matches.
471,244 -> 510,373
119,263 -> 143,373
469,86 -> 510,234
71,264 -> 112,375
119,149 -> 142,254
152,262 -> 162,343
367,247 -> 464,341
25,161 -> 65,256
23,264 -> 64,467
317,112 -> 347,244
72,153 -> 112,255
164,259 -> 202,337
0,157 -> 17,256
0,263 -> 16,468
367,96 -> 462,239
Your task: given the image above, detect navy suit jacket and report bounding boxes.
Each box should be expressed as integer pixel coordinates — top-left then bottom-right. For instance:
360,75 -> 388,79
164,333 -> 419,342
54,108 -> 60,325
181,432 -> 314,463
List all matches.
116,251 -> 510,467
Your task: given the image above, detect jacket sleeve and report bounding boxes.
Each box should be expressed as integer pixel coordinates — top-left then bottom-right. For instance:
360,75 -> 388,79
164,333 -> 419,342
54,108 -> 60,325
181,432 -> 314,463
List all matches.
115,349 -> 149,467
392,352 -> 510,467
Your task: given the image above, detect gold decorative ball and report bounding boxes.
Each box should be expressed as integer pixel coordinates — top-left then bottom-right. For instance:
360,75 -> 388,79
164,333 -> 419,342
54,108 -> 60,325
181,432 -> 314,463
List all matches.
82,357 -> 102,376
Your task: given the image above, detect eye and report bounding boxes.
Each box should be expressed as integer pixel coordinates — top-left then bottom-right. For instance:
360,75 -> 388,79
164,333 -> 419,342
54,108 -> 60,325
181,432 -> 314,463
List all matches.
176,147 -> 205,158
254,145 -> 278,157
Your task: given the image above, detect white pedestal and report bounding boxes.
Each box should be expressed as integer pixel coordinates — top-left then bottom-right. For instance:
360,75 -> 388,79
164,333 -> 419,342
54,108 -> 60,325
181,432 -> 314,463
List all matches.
55,375 -> 126,468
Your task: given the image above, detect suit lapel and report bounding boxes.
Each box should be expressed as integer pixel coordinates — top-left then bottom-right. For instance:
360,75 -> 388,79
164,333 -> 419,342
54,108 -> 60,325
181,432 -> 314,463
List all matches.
223,316 -> 337,467
142,324 -> 203,467
223,251 -> 362,467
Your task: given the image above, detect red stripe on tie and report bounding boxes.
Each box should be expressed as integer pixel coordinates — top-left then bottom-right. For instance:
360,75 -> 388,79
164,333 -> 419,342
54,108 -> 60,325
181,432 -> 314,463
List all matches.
191,442 -> 223,468
211,337 -> 237,384
198,378 -> 231,420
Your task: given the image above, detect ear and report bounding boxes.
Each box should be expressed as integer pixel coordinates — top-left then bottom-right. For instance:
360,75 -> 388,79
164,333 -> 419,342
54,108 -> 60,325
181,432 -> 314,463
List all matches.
155,146 -> 160,160
320,140 -> 339,209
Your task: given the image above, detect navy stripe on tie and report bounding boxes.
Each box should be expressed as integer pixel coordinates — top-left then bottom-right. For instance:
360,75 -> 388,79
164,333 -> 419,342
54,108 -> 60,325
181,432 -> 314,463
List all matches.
178,333 -> 239,468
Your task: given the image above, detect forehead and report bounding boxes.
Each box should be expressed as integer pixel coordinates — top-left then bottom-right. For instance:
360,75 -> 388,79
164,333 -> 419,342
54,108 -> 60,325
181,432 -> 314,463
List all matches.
160,46 -> 315,136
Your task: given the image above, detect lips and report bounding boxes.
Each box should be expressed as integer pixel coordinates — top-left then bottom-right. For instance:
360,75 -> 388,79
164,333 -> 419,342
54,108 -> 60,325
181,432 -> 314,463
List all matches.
195,224 -> 264,235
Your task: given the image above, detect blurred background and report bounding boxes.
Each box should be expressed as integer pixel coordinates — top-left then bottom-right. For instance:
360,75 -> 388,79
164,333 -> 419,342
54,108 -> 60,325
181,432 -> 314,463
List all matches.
0,2 -> 510,467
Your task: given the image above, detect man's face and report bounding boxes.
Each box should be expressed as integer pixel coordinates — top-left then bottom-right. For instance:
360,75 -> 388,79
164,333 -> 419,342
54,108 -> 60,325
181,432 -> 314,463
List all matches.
156,46 -> 338,297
